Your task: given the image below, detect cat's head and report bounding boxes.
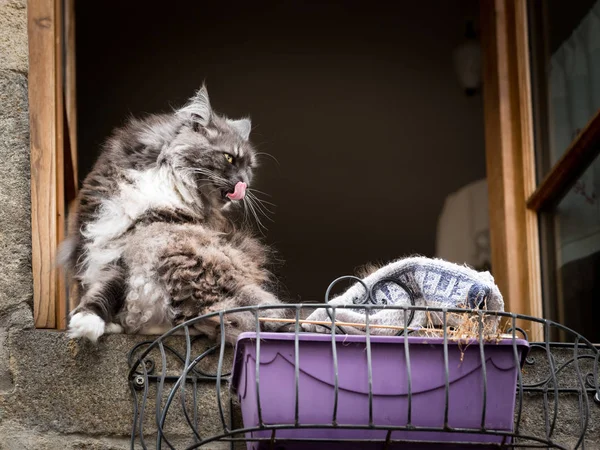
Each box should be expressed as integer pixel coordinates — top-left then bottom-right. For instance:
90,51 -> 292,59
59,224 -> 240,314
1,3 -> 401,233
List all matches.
160,85 -> 258,210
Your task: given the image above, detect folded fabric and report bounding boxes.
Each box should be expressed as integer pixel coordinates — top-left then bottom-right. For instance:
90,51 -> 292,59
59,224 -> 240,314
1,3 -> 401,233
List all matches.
302,256 -> 504,336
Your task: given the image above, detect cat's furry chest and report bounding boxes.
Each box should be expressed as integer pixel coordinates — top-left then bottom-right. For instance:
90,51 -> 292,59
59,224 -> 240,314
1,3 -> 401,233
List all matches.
79,166 -> 198,285
77,165 -> 269,332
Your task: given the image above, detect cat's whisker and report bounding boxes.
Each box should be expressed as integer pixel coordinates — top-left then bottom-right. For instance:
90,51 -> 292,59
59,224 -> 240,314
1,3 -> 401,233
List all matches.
245,197 -> 262,227
248,195 -> 276,209
180,170 -> 226,187
207,186 -> 224,197
246,192 -> 275,215
246,188 -> 272,197
242,201 -> 253,229
246,188 -> 267,195
184,167 -> 229,184
249,194 -> 275,218
246,206 -> 265,231
193,174 -> 228,186
245,197 -> 268,231
197,180 -> 226,197
195,176 -> 219,185
255,152 -> 280,166
188,167 -> 225,178
245,194 -> 274,225
250,199 -> 274,217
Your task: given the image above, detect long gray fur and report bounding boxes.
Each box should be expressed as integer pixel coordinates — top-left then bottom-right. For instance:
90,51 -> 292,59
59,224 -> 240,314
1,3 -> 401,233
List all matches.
62,85 -> 287,344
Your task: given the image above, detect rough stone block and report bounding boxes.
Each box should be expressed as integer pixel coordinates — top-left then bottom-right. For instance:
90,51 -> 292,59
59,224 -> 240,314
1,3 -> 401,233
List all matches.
517,346 -> 600,448
0,69 -> 33,328
0,328 -> 12,392
0,0 -> 28,73
0,330 -> 235,448
0,420 -> 230,450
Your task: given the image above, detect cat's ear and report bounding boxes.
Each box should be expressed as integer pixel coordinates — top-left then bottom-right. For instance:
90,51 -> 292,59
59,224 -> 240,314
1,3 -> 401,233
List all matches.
227,118 -> 252,141
177,85 -> 212,128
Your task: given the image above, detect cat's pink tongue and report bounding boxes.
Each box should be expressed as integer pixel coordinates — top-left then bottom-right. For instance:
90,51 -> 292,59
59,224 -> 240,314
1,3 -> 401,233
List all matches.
226,181 -> 247,201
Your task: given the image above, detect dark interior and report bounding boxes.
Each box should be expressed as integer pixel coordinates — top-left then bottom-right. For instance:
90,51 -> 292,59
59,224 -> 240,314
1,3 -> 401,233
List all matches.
547,0 -> 598,53
75,0 -> 486,301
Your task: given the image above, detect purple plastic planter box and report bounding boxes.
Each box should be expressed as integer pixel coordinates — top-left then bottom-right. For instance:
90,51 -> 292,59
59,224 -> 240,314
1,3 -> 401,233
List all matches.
231,332 -> 529,449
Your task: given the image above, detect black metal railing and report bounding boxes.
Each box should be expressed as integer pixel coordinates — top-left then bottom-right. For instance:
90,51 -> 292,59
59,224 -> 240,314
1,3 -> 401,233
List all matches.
128,278 -> 600,450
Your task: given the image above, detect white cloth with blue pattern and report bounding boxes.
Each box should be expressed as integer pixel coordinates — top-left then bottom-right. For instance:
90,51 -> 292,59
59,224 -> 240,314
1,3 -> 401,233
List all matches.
303,256 -> 504,335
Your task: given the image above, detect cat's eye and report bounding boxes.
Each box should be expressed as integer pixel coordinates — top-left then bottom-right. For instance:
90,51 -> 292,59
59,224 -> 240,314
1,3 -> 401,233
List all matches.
224,153 -> 234,164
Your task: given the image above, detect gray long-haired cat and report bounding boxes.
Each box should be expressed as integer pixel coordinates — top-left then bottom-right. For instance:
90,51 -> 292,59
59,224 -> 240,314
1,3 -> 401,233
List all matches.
60,86 -> 288,344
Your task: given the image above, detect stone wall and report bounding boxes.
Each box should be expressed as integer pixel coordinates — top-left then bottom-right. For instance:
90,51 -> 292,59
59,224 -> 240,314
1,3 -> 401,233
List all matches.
0,2 -> 598,449
0,2 -> 230,448
0,0 -> 33,335
0,331 -> 232,449
0,0 -> 33,403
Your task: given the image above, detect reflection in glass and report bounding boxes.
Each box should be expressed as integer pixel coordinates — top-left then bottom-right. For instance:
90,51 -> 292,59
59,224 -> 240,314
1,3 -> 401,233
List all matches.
548,1 -> 600,164
553,166 -> 600,343
529,0 -> 600,176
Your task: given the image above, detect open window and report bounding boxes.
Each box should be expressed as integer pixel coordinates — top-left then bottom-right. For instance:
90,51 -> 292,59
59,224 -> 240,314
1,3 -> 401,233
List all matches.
73,0 -> 490,313
29,0 -> 597,340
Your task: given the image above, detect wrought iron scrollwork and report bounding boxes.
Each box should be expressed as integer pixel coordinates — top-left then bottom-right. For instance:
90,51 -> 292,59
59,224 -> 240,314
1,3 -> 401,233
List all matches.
128,277 -> 600,449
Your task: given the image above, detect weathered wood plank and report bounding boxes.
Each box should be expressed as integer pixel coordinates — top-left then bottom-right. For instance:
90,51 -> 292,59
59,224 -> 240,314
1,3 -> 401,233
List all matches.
28,0 -> 64,328
481,0 -> 542,339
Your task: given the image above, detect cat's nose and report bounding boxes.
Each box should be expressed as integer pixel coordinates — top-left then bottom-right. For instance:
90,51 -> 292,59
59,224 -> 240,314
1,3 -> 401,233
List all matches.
238,171 -> 251,187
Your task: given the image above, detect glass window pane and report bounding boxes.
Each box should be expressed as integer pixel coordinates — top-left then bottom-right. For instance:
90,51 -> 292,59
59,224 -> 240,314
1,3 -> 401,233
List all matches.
529,0 -> 600,177
528,0 -> 600,341
545,159 -> 600,342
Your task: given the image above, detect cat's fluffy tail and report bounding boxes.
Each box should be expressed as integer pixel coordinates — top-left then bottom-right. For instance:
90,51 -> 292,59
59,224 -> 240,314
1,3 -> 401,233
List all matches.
57,236 -> 76,270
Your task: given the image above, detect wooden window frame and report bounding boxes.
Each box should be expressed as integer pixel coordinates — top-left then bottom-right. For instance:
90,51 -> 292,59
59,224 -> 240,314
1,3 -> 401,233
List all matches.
527,110 -> 600,211
28,0 -> 76,329
481,0 -> 543,339
482,0 -> 600,340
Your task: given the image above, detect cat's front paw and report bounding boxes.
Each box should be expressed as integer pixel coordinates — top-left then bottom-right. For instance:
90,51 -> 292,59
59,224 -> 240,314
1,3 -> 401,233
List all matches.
68,312 -> 106,342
